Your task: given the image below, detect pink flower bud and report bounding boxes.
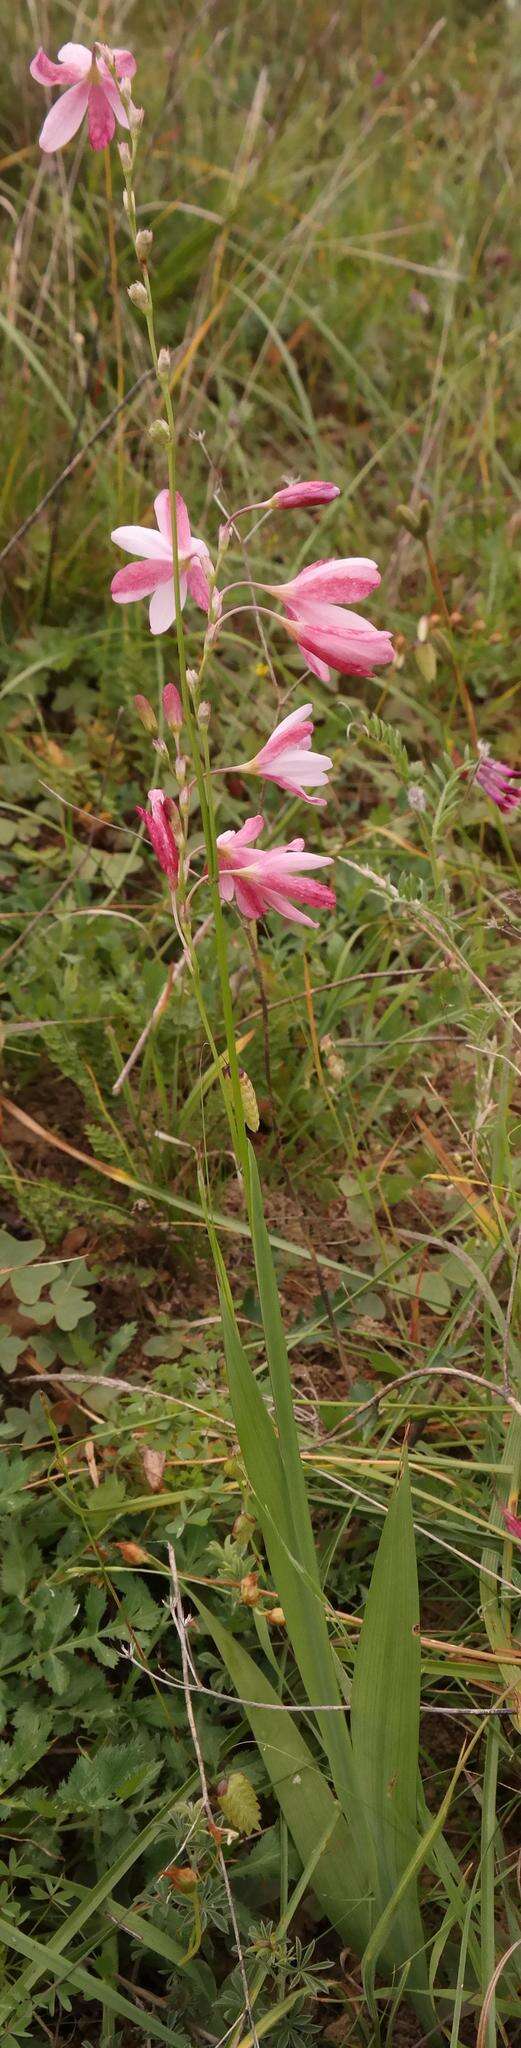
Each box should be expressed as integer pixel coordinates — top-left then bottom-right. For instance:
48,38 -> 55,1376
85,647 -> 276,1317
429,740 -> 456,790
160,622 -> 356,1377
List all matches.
137,789 -> 180,884
273,480 -> 340,509
163,683 -> 183,731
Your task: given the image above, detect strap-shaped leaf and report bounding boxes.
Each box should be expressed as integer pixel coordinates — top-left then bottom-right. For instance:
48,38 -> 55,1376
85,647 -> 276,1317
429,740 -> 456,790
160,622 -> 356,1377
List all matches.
351,1458 -> 432,2009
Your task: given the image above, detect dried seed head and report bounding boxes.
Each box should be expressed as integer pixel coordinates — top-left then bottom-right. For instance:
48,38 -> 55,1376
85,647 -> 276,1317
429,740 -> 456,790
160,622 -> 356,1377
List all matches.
135,227 -> 153,263
148,418 -> 172,446
127,280 -> 149,310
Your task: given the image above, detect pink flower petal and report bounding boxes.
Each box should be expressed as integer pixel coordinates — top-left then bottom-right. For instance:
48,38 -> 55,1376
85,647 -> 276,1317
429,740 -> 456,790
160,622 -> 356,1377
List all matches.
154,491 -> 173,544
174,493 -> 192,554
31,46 -> 88,85
101,74 -> 131,128
111,48 -> 137,79
38,80 -> 90,151
57,42 -> 93,73
149,577 -> 185,635
186,557 -> 211,612
280,557 -> 381,605
87,80 -> 116,151
111,523 -> 172,561
111,560 -> 172,603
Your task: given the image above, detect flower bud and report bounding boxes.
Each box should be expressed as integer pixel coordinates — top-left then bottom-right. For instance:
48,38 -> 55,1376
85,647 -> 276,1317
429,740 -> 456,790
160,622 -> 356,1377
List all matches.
179,785 -> 190,814
273,479 -> 340,508
407,782 -> 427,813
210,588 -> 222,622
148,418 -> 171,446
186,668 -> 198,694
127,280 -> 149,310
134,693 -> 157,733
135,227 -> 153,263
175,755 -> 187,785
218,521 -> 232,550
157,347 -> 171,379
122,188 -> 131,215
118,142 -> 132,171
128,102 -> 145,133
152,735 -> 168,757
197,699 -> 211,728
163,683 -> 183,731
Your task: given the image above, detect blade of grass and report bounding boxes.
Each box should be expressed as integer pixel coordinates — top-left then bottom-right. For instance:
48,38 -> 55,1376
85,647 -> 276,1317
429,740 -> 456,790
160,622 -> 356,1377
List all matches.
0,1913 -> 183,2045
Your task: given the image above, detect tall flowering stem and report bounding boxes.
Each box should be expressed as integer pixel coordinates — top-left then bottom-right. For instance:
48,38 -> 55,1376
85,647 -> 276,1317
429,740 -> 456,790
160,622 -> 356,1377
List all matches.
120,139 -> 248,1175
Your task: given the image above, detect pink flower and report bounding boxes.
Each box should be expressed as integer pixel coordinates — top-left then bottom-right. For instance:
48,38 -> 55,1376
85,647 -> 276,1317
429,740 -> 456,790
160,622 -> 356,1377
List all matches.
245,704 -> 332,805
501,1505 -> 521,1544
111,491 -> 212,635
273,481 -> 340,509
273,558 -> 381,608
137,789 -> 179,883
475,749 -> 521,816
30,42 -> 136,154
282,598 -> 394,682
217,814 -> 335,926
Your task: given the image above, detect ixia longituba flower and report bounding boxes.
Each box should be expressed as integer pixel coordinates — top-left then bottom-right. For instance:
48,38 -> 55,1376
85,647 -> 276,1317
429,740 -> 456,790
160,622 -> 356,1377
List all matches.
30,42 -> 137,153
268,558 -> 393,682
245,704 -> 332,805
475,748 -> 521,816
137,789 -> 180,883
217,814 -> 335,926
111,491 -> 212,635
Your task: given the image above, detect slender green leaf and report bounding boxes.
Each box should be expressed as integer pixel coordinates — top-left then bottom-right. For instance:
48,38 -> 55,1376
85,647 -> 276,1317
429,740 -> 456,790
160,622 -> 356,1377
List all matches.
195,1593 -> 370,1952
351,1458 -> 432,2013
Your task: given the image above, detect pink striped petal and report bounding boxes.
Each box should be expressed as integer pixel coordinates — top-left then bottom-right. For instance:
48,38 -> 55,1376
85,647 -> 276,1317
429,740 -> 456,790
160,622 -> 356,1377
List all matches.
111,560 -> 172,603
88,81 -> 115,150
186,557 -> 211,611
39,80 -> 90,151
31,46 -> 88,85
280,558 -> 381,605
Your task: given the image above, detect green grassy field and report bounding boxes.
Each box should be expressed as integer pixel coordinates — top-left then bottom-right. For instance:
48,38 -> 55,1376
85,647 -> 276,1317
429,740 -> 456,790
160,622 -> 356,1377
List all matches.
1,2 -> 521,2043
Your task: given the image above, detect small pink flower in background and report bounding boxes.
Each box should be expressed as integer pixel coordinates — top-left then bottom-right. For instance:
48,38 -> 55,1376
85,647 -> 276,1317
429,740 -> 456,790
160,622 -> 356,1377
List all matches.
245,704 -> 332,805
217,814 -> 335,926
282,598 -> 394,682
501,1504 -> 521,1543
273,481 -> 340,509
474,747 -> 521,816
137,789 -> 180,883
30,42 -> 136,153
111,491 -> 212,635
163,683 -> 183,731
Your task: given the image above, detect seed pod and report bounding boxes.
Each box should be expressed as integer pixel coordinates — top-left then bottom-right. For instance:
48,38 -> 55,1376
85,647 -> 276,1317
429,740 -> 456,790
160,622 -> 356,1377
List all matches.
217,1771 -> 261,1834
239,1068 -> 259,1132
